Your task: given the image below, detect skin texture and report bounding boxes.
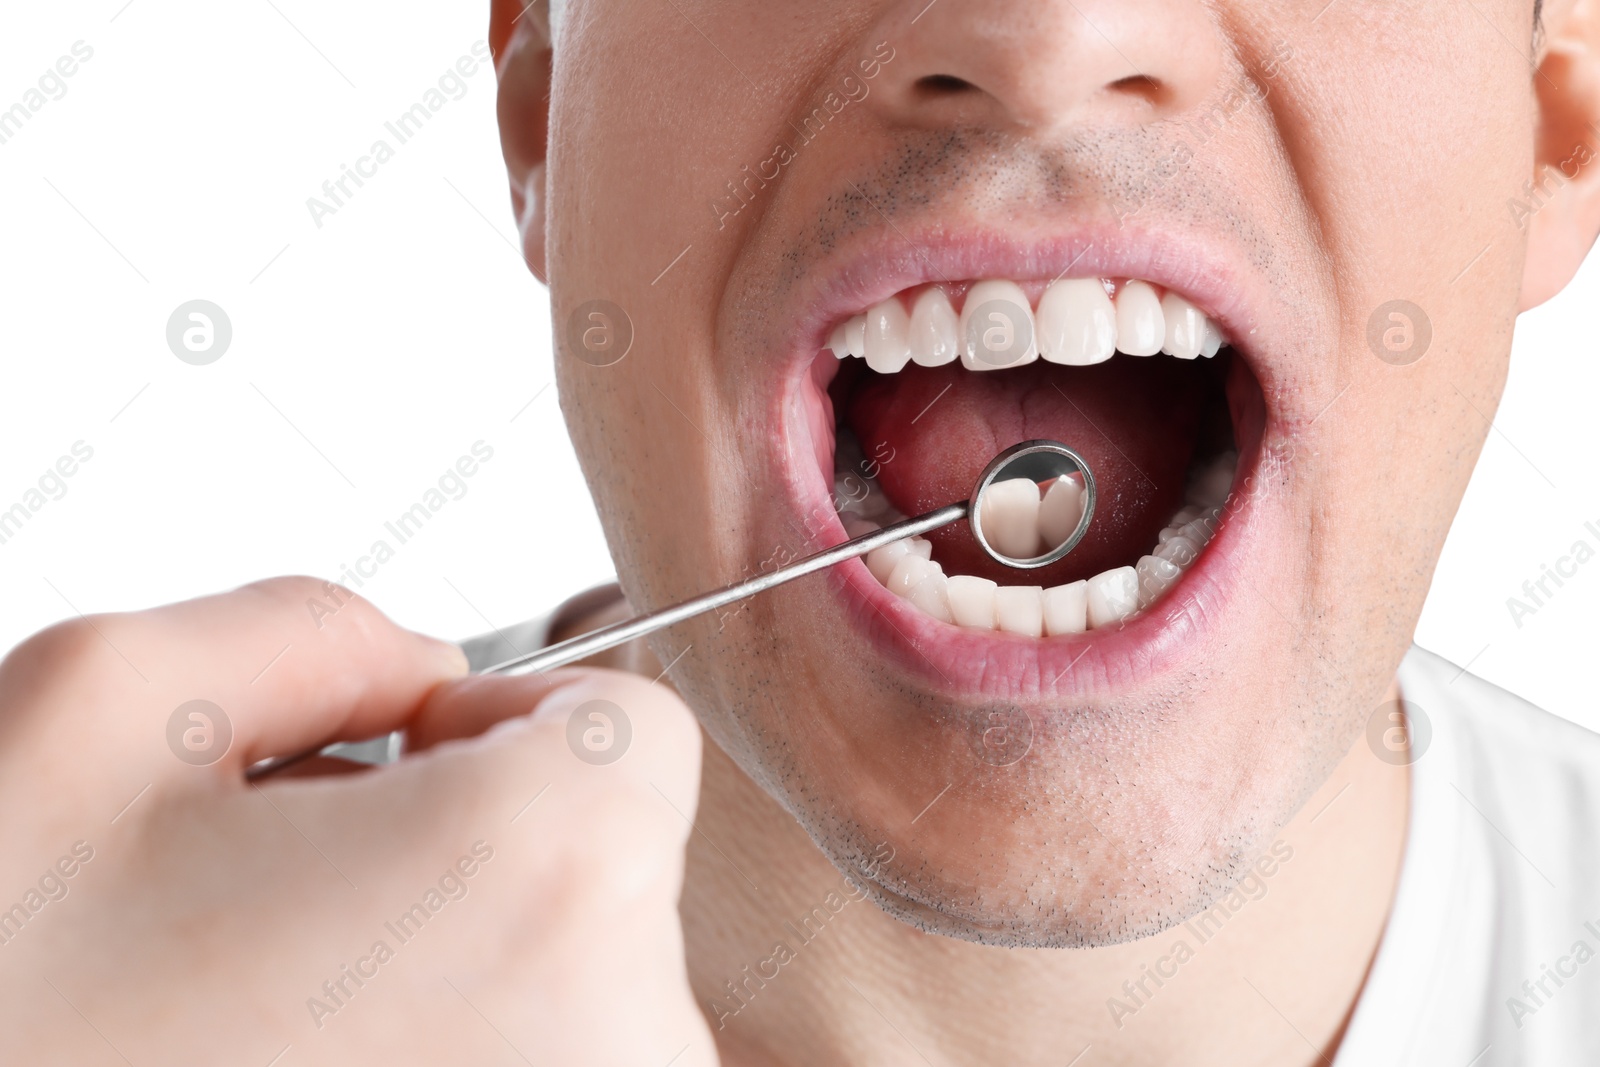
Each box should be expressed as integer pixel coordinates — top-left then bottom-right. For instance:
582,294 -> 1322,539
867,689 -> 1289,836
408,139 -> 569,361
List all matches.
3,1 -> 1598,1065
488,0 -> 1600,1060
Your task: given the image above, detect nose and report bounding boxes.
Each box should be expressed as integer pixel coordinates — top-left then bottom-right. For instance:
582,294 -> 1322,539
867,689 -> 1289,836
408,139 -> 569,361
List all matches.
869,0 -> 1224,133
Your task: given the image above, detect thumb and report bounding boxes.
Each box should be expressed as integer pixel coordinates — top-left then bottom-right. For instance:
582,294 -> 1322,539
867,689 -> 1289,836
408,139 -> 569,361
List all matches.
388,668 -> 704,834
403,667 -> 614,754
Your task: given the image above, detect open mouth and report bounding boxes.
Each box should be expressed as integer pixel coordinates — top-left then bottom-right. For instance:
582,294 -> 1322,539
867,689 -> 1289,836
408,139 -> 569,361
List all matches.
777,249 -> 1273,685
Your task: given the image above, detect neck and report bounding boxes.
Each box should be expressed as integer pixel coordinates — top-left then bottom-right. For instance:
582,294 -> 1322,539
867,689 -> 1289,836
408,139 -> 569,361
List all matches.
682,709 -> 1408,1066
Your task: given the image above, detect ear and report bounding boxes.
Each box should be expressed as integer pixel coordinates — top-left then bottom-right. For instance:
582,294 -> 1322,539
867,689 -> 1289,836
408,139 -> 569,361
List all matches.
490,0 -> 553,284
1520,0 -> 1600,310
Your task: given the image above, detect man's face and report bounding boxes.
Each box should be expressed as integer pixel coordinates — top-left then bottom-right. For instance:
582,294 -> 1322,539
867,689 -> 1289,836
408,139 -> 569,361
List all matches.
523,0 -> 1567,946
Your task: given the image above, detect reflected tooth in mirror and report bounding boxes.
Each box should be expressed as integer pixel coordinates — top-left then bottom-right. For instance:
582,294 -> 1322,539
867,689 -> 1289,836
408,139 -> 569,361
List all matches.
1201,320 -> 1224,358
1160,292 -> 1206,359
979,477 -> 1043,560
995,586 -> 1044,637
866,539 -> 911,583
1038,473 -> 1085,550
864,298 -> 913,373
1136,555 -> 1182,608
909,287 -> 960,367
1113,280 -> 1164,356
1086,566 -> 1140,628
947,575 -> 998,629
908,573 -> 955,623
1043,580 -> 1088,635
960,279 -> 1039,371
887,553 -> 938,597
844,314 -> 867,358
1037,278 -> 1117,366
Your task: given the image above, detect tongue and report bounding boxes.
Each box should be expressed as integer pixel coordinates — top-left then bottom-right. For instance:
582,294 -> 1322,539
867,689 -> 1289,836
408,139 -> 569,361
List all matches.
842,360 -> 1209,584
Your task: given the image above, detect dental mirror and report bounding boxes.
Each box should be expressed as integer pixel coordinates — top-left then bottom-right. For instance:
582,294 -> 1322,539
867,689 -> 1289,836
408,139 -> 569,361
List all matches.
245,441 -> 1096,780
477,437 -> 1093,674
971,440 -> 1096,569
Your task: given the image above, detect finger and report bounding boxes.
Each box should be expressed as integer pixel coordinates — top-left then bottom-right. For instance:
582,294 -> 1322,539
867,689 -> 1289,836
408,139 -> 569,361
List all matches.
382,669 -> 704,849
403,668 -> 609,753
288,670 -> 703,915
311,670 -> 708,1064
6,575 -> 468,777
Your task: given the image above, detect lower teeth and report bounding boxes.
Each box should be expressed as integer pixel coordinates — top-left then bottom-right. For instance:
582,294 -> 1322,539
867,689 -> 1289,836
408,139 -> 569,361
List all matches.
833,433 -> 1237,636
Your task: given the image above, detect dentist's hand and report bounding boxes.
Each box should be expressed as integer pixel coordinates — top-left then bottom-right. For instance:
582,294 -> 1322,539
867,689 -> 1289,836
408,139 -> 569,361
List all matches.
0,576 -> 714,1066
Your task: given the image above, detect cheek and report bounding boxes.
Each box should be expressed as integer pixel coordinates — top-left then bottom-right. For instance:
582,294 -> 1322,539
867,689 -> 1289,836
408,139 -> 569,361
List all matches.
553,19 -> 797,608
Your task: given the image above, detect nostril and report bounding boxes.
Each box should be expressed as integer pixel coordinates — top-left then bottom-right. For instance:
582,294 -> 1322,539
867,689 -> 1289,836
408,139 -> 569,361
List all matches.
915,73 -> 976,96
1107,73 -> 1166,105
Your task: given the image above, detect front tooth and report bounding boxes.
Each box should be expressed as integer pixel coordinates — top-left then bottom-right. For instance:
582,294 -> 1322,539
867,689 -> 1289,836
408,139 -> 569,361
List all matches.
1086,566 -> 1140,628
864,299 -> 913,373
946,575 -> 998,629
887,553 -> 938,597
960,280 -> 1038,371
908,573 -> 955,623
844,314 -> 867,358
1113,280 -> 1164,356
907,537 -> 933,560
1037,278 -> 1116,366
865,539 -> 911,583
1042,580 -> 1088,635
1136,555 -> 1182,608
1201,320 -> 1224,358
979,477 -> 1043,560
909,288 -> 959,367
1160,293 -> 1205,360
1038,473 -> 1085,549
994,586 -> 1044,637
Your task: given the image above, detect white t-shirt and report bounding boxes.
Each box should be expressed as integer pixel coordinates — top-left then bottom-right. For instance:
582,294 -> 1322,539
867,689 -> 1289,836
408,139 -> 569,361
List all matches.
1335,645 -> 1600,1064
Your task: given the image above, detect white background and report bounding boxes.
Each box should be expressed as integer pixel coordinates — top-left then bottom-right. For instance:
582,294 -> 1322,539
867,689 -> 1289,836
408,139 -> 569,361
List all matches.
1,2 -> 1595,731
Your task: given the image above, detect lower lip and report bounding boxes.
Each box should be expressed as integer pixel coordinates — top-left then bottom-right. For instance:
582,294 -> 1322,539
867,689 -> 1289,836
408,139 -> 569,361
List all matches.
774,364 -> 1274,702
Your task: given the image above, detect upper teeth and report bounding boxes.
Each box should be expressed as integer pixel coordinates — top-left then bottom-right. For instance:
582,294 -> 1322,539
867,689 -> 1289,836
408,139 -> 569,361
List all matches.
829,278 -> 1227,370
